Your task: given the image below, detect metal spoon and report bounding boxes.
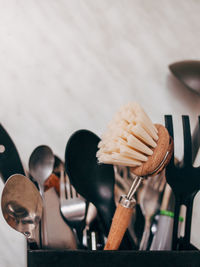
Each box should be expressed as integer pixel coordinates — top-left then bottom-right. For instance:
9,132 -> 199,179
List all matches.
65,129 -> 135,249
29,145 -> 55,247
169,60 -> 200,162
169,60 -> 200,96
1,174 -> 43,249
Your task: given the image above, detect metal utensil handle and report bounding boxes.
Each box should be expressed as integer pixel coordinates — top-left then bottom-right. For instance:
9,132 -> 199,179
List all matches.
26,227 -> 39,250
40,187 -> 49,248
139,217 -> 151,250
104,196 -> 136,250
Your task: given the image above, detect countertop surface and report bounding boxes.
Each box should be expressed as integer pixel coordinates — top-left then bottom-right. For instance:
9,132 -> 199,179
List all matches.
0,1 -> 200,266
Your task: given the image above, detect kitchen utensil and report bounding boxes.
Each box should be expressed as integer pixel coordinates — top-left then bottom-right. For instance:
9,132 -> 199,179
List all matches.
160,183 -> 173,211
150,210 -> 183,251
29,145 -> 55,247
165,115 -> 200,250
169,61 -> 200,162
1,174 -> 43,249
85,203 -> 97,228
0,124 -> 25,182
65,129 -> 116,236
44,187 -> 77,250
169,60 -> 200,96
44,173 -> 60,195
138,171 -> 166,250
60,169 -> 86,246
29,145 -> 55,190
97,103 -> 159,169
148,183 -> 174,249
97,103 -> 172,250
192,120 -> 200,163
82,202 -> 98,249
65,129 -> 135,249
44,155 -> 65,196
53,155 -> 64,176
97,103 -> 173,250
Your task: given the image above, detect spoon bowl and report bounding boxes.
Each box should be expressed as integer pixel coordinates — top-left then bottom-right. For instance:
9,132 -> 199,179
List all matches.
29,145 -> 55,193
169,60 -> 200,96
1,174 -> 43,248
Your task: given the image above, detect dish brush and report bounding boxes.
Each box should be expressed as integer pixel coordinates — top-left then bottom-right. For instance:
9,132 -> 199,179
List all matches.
97,102 -> 173,250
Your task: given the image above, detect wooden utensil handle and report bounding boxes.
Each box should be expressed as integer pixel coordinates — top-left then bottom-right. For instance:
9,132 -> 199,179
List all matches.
104,199 -> 135,250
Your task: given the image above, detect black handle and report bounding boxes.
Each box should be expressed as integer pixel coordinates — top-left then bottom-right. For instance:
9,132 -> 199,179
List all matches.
183,194 -> 196,249
172,198 -> 181,250
181,116 -> 192,167
192,116 -> 200,163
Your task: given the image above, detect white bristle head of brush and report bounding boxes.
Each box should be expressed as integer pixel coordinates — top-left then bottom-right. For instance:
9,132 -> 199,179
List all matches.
97,102 -> 158,168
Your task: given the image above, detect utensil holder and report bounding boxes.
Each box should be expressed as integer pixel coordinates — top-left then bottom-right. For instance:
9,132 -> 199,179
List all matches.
27,249 -> 200,267
28,115 -> 200,266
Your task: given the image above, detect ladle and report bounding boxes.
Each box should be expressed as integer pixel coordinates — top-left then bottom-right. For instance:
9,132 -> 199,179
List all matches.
1,174 -> 43,249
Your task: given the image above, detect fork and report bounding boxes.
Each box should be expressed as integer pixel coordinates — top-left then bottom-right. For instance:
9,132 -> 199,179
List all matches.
60,169 -> 87,246
138,170 -> 166,250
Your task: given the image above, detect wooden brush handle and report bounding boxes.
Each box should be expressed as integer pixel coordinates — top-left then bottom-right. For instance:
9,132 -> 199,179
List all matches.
104,196 -> 136,250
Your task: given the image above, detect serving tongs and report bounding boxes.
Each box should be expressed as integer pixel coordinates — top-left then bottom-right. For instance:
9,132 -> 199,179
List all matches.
165,115 -> 200,250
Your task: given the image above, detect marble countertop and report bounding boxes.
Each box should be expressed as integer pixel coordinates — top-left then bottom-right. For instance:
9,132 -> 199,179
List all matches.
0,1 -> 200,266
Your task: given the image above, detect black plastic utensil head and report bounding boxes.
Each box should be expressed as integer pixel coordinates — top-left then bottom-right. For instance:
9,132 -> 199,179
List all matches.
65,129 -> 116,235
165,115 -> 200,202
169,60 -> 200,96
0,124 -> 25,182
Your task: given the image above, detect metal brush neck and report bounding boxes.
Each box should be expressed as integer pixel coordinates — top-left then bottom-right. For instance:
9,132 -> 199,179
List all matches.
127,176 -> 143,200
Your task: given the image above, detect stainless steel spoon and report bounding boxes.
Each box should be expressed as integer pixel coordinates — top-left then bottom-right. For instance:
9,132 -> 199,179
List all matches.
1,174 -> 43,249
169,60 -> 200,162
29,145 -> 55,247
169,60 -> 200,96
